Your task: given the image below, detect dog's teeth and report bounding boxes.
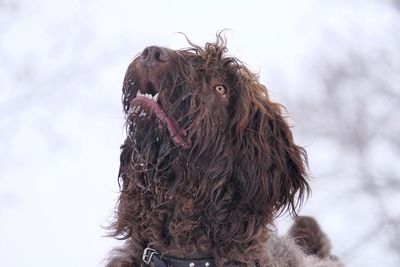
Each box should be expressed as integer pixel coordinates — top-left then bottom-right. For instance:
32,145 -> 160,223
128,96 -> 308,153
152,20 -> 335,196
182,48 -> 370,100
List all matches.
136,91 -> 159,101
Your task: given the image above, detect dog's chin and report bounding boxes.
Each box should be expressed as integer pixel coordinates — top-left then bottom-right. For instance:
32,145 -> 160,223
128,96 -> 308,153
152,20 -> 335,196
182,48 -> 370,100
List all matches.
129,96 -> 192,149
128,111 -> 161,152
127,99 -> 187,168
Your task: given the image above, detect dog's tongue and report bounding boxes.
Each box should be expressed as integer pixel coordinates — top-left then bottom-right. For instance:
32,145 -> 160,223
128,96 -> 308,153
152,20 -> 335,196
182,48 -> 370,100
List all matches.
132,96 -> 191,149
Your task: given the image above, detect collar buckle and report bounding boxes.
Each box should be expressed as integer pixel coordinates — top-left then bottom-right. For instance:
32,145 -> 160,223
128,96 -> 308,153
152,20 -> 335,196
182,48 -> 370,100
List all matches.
142,247 -> 158,265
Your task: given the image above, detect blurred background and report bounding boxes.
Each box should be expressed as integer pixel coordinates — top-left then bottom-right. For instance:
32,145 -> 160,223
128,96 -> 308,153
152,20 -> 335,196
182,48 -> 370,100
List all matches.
1,0 -> 399,266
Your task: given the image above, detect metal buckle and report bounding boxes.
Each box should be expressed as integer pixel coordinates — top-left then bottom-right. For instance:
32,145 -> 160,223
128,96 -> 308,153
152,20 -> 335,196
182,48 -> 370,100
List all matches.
142,247 -> 158,265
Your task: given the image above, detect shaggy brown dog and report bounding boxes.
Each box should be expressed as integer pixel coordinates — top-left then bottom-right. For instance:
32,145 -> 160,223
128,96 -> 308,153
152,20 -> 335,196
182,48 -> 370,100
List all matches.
107,36 -> 342,267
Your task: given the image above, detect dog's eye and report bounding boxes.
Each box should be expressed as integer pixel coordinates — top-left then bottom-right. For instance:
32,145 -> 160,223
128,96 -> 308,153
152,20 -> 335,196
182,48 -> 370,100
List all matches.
214,85 -> 227,98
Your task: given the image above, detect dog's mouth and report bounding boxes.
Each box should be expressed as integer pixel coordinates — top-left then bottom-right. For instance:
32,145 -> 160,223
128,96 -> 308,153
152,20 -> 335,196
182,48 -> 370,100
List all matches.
130,82 -> 192,149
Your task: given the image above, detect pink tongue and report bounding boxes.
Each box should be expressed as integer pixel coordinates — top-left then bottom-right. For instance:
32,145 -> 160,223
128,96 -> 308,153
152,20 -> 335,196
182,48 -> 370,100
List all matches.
132,96 -> 191,149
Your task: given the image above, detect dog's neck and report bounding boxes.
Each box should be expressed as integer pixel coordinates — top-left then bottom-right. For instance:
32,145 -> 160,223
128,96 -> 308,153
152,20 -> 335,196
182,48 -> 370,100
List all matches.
130,170 -> 270,265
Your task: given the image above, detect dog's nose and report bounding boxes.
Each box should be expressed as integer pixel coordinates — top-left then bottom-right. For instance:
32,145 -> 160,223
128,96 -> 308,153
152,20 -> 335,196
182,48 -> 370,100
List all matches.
141,46 -> 169,64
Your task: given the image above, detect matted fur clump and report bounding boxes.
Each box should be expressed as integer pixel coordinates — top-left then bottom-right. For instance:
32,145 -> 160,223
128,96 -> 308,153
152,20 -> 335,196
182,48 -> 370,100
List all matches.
106,35 -> 342,267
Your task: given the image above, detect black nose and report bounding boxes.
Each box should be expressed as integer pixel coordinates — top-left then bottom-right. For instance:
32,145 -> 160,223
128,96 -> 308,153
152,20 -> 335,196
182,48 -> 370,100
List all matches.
141,46 -> 169,65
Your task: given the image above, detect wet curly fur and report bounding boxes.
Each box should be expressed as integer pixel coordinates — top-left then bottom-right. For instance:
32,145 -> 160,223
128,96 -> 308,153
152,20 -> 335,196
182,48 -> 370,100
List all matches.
106,35 -> 342,267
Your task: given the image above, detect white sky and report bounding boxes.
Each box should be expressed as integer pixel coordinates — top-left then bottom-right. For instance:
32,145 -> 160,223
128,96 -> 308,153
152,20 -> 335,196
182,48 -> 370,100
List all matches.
0,0 -> 399,266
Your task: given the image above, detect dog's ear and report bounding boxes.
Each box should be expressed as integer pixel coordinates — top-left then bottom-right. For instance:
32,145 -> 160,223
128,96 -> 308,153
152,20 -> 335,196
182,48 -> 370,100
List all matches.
231,81 -> 309,219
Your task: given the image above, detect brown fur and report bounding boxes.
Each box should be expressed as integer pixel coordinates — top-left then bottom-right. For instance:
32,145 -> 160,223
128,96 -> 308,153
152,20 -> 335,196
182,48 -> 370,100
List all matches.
106,35 -> 340,267
288,216 -> 332,258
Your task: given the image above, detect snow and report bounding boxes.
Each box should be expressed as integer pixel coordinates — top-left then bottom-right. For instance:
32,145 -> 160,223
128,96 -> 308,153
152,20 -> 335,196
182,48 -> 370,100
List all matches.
139,110 -> 148,117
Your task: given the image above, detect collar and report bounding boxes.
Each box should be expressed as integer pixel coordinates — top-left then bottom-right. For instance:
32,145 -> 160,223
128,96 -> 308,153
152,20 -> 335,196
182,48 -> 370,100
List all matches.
142,247 -> 216,267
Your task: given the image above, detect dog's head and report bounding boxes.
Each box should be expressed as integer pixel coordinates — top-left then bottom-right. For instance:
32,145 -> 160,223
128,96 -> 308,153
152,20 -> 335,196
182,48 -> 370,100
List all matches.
118,36 -> 309,231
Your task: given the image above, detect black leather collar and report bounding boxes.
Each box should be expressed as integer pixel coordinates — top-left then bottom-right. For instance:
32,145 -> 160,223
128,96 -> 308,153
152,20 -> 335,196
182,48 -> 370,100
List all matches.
142,247 -> 216,267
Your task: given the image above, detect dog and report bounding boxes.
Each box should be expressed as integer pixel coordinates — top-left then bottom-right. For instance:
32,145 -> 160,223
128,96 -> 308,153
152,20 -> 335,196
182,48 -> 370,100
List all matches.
106,35 -> 343,267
